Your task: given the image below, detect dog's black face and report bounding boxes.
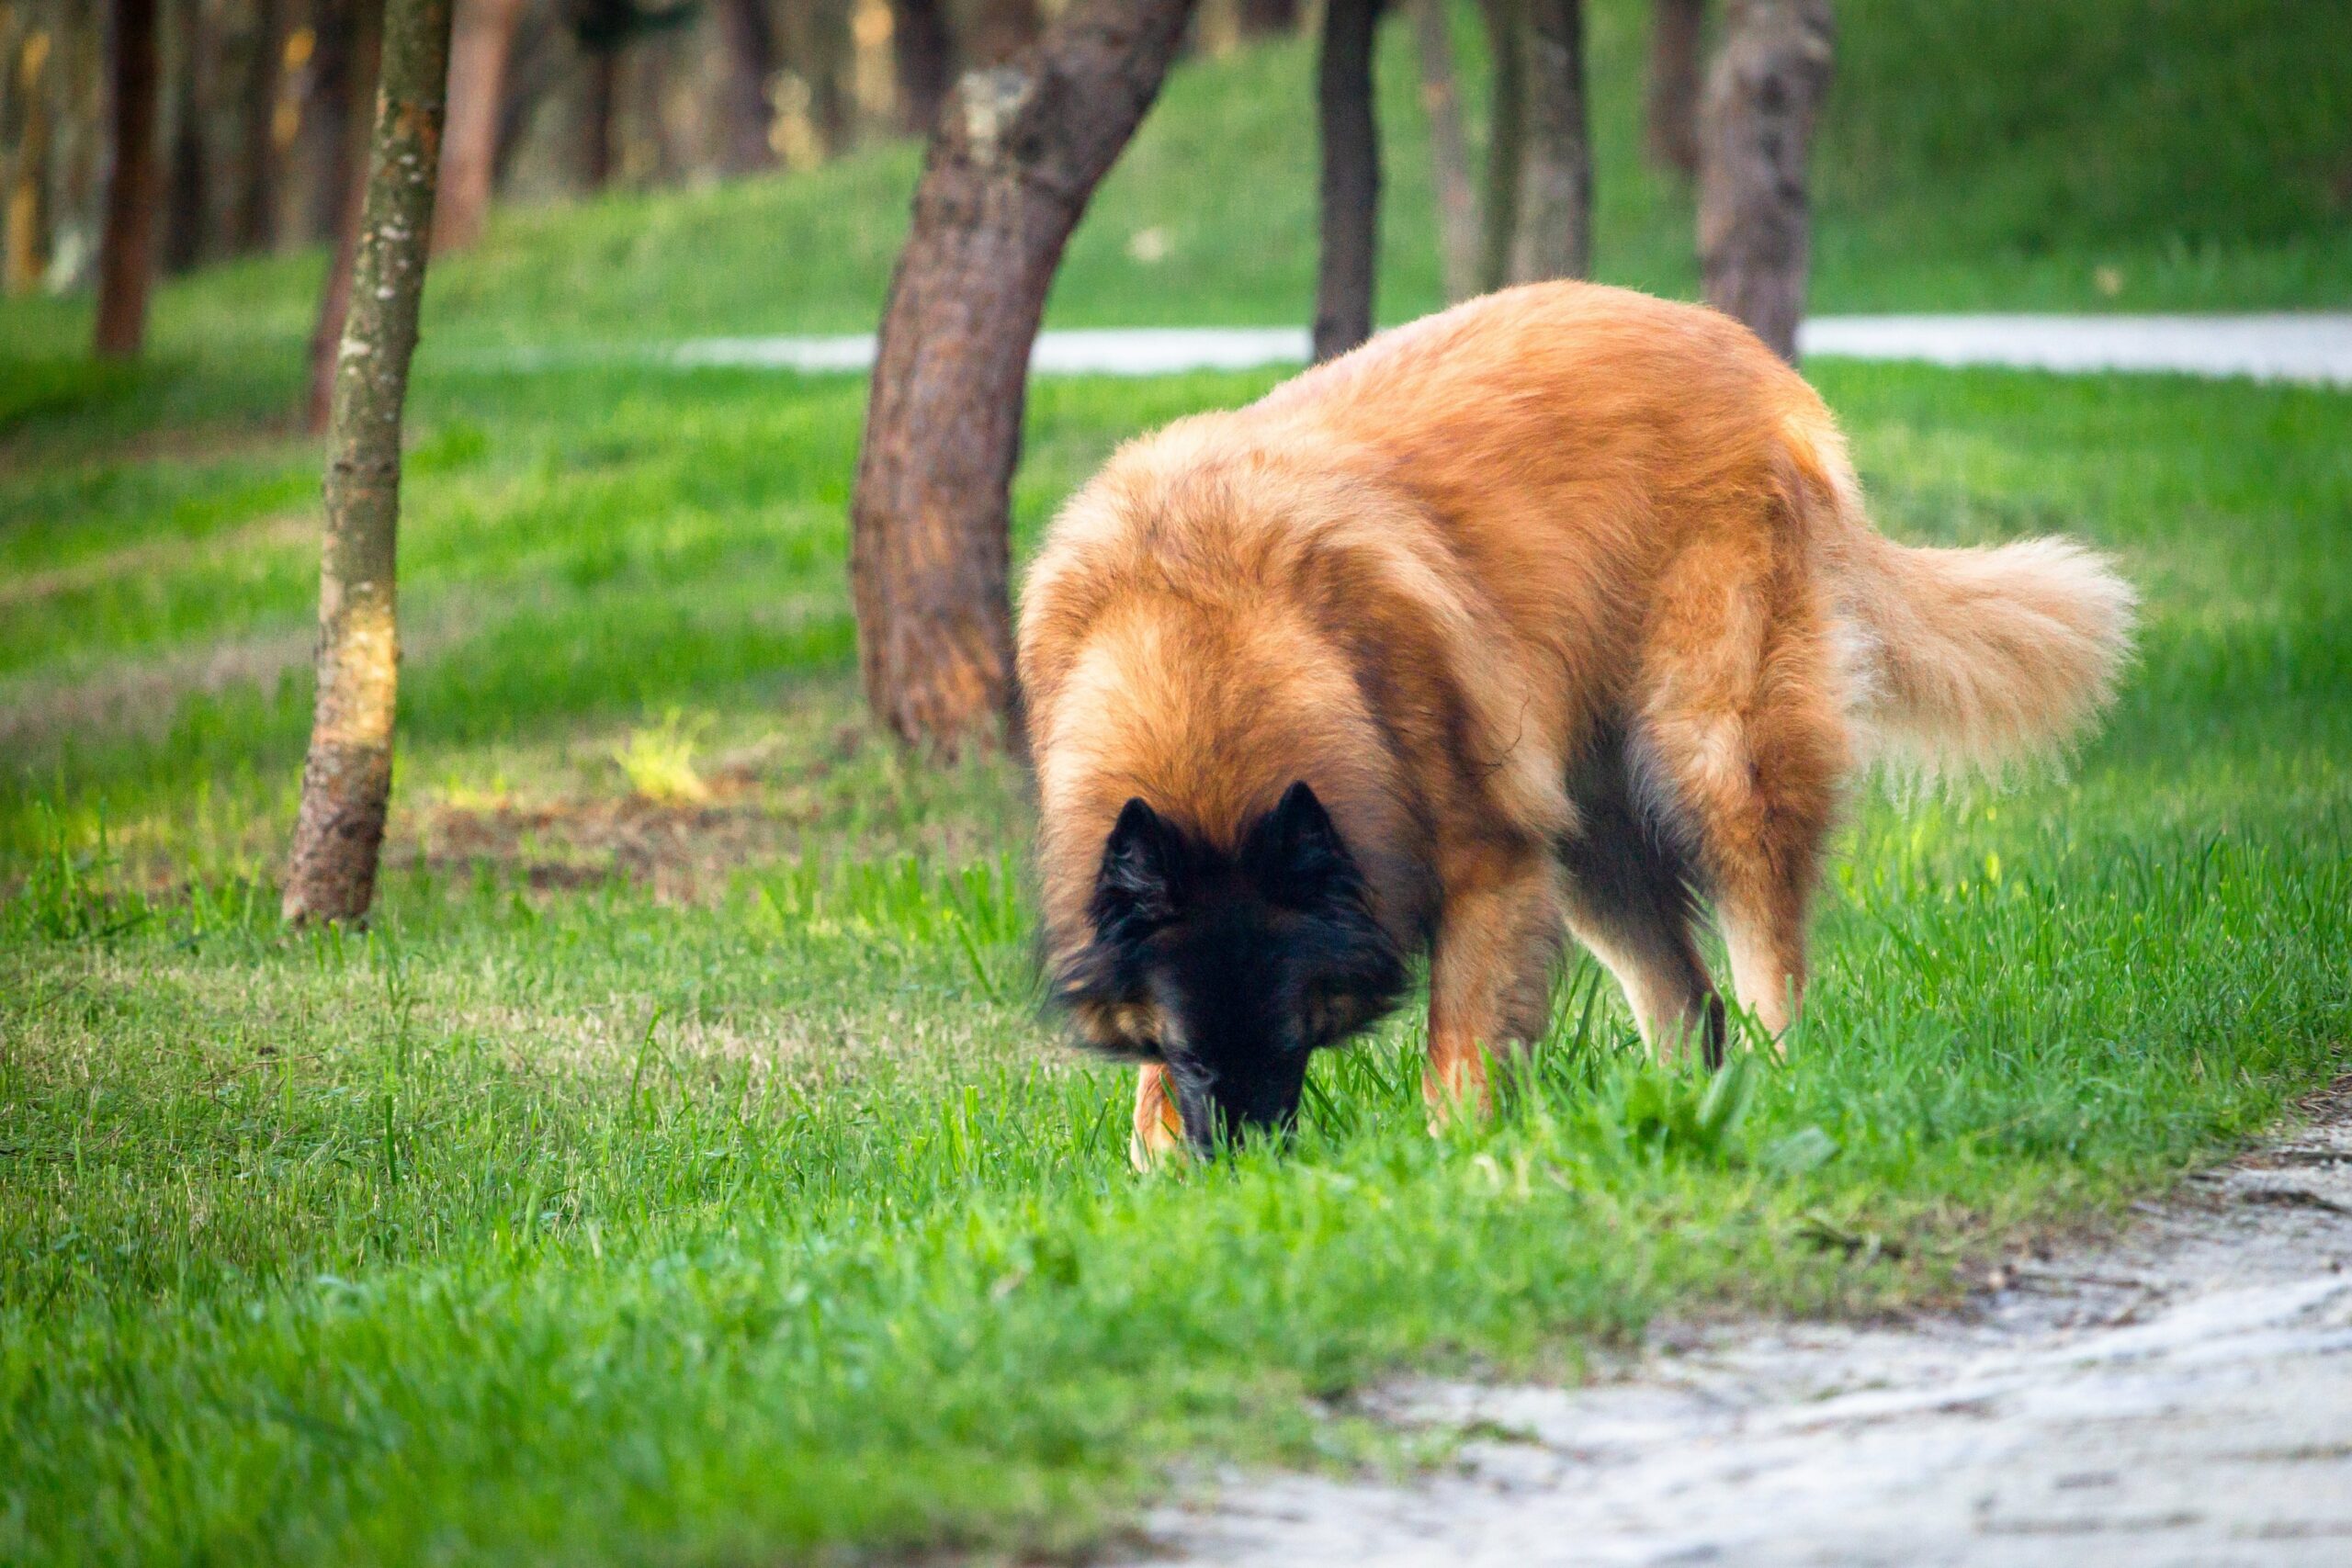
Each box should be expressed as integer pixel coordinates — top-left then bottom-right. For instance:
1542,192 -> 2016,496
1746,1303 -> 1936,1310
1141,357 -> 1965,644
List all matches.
1057,782 -> 1407,1152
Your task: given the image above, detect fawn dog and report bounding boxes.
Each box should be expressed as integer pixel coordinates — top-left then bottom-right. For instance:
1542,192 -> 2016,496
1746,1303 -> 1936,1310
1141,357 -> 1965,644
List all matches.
1016,283 -> 2133,1164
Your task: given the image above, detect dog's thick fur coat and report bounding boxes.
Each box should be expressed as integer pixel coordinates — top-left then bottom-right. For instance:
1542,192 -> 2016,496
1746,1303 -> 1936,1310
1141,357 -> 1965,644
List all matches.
1018,283 -> 2133,1161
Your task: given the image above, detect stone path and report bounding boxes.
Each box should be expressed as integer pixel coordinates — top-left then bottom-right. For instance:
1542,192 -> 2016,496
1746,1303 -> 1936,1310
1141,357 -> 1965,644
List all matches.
1126,1089 -> 2352,1567
514,315 -> 2352,385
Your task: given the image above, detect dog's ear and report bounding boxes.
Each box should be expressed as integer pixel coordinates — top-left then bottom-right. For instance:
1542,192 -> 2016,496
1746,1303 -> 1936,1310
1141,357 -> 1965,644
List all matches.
1091,796 -> 1187,932
1243,780 -> 1358,909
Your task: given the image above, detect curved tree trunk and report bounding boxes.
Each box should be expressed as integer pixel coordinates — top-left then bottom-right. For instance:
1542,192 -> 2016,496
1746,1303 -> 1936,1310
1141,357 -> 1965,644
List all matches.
434,0 -> 523,250
714,0 -> 777,175
94,0 -> 160,358
850,0 -> 1198,753
1508,0 -> 1588,282
1698,0 -> 1831,362
967,0 -> 1040,66
1645,0 -> 1702,176
284,0 -> 454,926
1410,0 -> 1478,303
307,0 -> 381,434
1475,0 -> 1523,293
1311,0 -> 1378,362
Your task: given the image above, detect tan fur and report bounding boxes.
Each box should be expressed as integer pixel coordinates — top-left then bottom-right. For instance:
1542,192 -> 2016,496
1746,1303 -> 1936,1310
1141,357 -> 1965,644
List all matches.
1019,283 -> 2134,1134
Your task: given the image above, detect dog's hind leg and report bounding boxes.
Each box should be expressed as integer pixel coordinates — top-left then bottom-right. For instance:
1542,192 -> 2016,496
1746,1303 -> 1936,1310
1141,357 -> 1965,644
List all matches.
1559,727 -> 1725,1066
1633,536 -> 1848,1043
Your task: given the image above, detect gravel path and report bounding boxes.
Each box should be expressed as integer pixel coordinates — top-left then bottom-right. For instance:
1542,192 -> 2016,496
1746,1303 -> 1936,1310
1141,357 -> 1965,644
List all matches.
1126,1088 -> 2352,1567
596,315 -> 2352,385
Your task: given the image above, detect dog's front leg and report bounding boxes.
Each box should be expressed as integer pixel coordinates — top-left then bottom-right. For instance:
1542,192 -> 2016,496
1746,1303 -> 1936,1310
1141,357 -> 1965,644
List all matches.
1424,845 -> 1566,1125
1129,1062 -> 1186,1169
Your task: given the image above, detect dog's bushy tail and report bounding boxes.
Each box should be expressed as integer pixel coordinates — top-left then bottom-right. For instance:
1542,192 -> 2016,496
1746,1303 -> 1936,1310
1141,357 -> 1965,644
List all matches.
1789,416 -> 2137,782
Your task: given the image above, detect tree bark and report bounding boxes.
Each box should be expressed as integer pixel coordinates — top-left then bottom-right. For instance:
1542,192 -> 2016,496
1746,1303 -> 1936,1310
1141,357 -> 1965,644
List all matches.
1238,0 -> 1295,37
1645,0 -> 1702,175
713,0 -> 776,174
851,0 -> 1198,752
94,0 -> 161,358
232,0 -> 286,251
1508,0 -> 1588,282
1475,0 -> 1522,292
164,0 -> 211,274
889,0 -> 952,134
1311,0 -> 1378,361
967,0 -> 1040,66
284,0 -> 453,927
1698,0 -> 1831,362
6,24 -> 53,297
1410,0 -> 1477,302
307,1 -> 378,434
581,42 -> 618,187
433,0 -> 522,249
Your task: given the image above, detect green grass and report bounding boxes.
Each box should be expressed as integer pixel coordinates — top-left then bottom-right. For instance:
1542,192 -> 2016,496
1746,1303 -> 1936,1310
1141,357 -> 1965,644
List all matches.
3,349 -> 2349,1562
2,4 -> 2349,1558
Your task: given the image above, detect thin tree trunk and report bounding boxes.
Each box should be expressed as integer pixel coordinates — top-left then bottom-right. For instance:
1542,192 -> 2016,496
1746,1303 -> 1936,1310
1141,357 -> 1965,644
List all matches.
232,0 -> 285,251
851,0 -> 1198,752
6,24 -> 53,297
890,0 -> 951,134
94,0 -> 162,358
1312,0 -> 1378,361
1698,0 -> 1830,362
1476,0 -> 1522,292
306,0 -> 379,434
1508,0 -> 1587,282
1238,0 -> 1295,36
284,0 -> 454,927
967,0 -> 1040,66
713,0 -> 776,174
164,0 -> 209,274
1645,0 -> 1702,175
433,0 -> 521,249
581,42 -> 617,187
302,0 -> 356,242
1410,0 -> 1478,303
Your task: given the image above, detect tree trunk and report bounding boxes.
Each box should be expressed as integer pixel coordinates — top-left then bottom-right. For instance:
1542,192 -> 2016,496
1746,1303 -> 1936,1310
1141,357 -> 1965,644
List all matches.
581,42 -> 617,187
306,0 -> 379,433
1698,0 -> 1830,362
1645,0 -> 1702,175
284,0 -> 453,927
94,0 -> 161,358
1238,0 -> 1296,37
851,0 -> 1197,752
302,0 -> 356,243
967,0 -> 1040,66
1410,0 -> 1478,302
713,0 -> 776,175
1311,0 -> 1377,361
1476,0 -> 1522,292
164,0 -> 210,275
1508,0 -> 1587,282
433,0 -> 521,249
890,0 -> 952,134
232,0 -> 285,251
6,24 -> 53,297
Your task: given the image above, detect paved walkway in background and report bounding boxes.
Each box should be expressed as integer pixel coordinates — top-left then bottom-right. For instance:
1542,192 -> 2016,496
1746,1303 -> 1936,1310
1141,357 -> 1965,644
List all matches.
610,315 -> 2352,385
1127,1095 -> 2352,1566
